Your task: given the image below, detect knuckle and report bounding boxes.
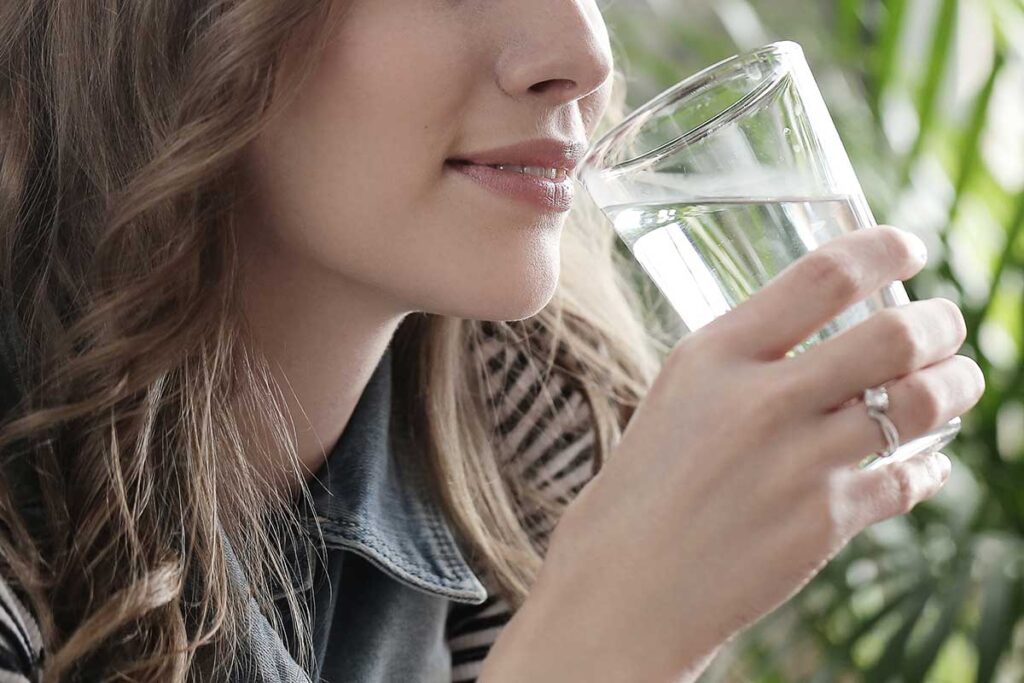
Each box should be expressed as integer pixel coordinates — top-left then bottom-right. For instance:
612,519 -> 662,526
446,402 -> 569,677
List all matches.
685,316 -> 730,358
890,465 -> 918,515
665,337 -> 690,368
801,248 -> 861,303
664,332 -> 722,385
816,477 -> 852,547
904,372 -> 944,431
881,310 -> 923,371
769,368 -> 806,407
662,345 -> 694,386
668,329 -> 715,371
812,496 -> 844,550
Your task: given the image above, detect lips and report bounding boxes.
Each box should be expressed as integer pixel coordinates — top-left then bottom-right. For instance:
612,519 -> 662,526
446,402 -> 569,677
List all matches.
451,138 -> 585,172
444,137 -> 586,212
444,160 -> 576,213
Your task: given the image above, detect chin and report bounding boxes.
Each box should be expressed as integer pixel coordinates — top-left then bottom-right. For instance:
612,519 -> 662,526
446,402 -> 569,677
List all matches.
483,291 -> 557,322
415,269 -> 560,322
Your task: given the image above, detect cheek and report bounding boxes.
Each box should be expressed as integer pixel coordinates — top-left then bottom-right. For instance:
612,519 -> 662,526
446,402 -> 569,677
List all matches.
260,23 -> 460,220
239,25 -> 565,320
243,149 -> 566,321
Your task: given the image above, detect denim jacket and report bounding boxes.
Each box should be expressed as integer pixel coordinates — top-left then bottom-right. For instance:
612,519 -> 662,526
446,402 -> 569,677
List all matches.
226,343 -> 489,682
0,314 -> 489,682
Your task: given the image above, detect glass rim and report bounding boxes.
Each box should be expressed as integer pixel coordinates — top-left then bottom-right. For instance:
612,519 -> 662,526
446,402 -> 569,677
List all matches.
580,40 -> 805,177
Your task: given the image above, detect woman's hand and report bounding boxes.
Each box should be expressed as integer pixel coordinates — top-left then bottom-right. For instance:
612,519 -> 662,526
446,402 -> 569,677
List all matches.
479,225 -> 985,683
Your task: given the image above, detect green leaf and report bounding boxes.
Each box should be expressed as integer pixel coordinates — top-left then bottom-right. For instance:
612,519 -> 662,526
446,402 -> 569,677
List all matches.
863,578 -> 934,682
870,0 -> 909,110
945,50 -> 1005,228
843,580 -> 925,650
901,0 -> 958,182
934,47 -> 1005,303
808,657 -> 845,683
836,0 -> 864,60
902,555 -> 973,681
975,558 -> 1022,682
966,189 -> 1024,359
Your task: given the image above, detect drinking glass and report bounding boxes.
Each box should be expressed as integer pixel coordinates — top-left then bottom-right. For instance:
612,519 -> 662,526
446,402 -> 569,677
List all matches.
578,40 -> 960,470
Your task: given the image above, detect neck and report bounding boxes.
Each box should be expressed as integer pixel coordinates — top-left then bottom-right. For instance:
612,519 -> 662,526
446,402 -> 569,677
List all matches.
237,226 -> 411,497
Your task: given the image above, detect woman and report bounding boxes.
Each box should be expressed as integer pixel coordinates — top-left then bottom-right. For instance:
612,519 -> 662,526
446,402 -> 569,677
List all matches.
0,0 -> 983,681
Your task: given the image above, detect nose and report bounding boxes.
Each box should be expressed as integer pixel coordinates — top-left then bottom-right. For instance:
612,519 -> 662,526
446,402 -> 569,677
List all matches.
495,0 -> 613,106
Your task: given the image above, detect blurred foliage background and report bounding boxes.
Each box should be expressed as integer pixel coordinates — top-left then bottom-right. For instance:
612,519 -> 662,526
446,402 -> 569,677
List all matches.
597,0 -> 1024,680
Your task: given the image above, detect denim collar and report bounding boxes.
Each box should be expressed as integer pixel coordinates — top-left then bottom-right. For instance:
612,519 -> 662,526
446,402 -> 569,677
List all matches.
220,342 -> 487,682
292,342 -> 488,605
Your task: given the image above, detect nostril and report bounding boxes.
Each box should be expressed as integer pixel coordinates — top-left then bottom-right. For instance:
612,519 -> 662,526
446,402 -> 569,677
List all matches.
528,78 -> 576,95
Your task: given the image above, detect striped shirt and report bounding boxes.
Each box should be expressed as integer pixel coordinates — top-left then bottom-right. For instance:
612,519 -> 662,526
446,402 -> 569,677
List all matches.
0,328 -> 600,681
0,570 -> 44,682
448,329 -> 599,681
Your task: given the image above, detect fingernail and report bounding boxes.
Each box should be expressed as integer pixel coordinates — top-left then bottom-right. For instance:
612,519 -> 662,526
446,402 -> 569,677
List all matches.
907,232 -> 928,264
933,452 -> 951,481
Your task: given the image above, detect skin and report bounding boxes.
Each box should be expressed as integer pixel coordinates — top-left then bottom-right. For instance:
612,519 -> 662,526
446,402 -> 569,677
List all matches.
236,0 -> 614,483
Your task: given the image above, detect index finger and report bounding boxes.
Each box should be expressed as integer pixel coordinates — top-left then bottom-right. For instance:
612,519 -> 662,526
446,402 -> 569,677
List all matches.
708,225 -> 928,361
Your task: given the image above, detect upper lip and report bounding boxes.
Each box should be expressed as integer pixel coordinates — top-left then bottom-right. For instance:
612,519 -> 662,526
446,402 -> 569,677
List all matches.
447,137 -> 588,174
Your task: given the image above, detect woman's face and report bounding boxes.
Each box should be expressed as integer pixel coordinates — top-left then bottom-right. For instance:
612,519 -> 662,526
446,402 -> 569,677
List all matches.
239,0 -> 613,321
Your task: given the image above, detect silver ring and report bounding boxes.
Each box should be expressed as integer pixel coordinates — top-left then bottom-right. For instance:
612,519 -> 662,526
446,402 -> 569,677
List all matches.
864,386 -> 899,458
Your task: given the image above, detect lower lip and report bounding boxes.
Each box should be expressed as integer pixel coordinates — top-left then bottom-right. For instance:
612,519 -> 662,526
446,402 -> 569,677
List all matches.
444,161 -> 576,212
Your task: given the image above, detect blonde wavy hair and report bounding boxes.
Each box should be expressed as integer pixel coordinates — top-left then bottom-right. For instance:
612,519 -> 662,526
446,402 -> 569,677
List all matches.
0,1 -> 670,680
